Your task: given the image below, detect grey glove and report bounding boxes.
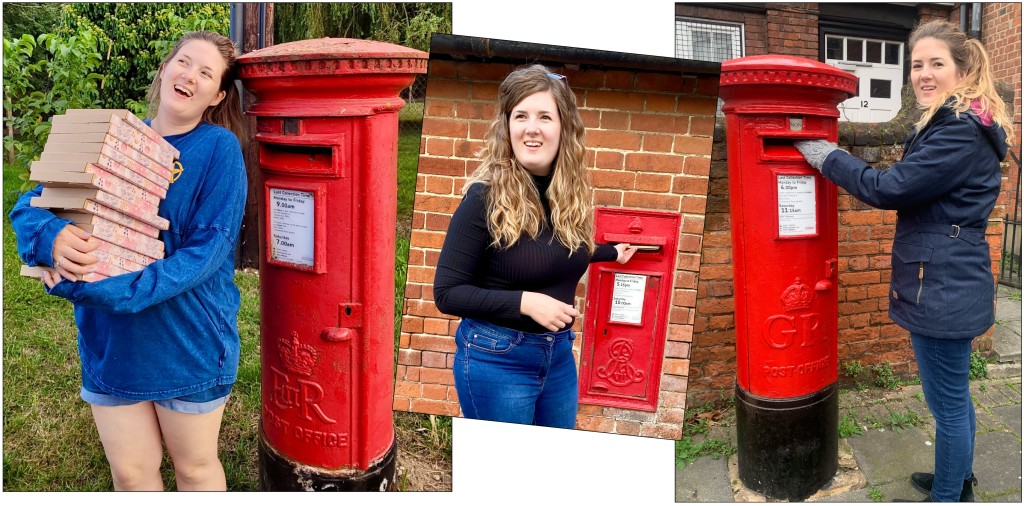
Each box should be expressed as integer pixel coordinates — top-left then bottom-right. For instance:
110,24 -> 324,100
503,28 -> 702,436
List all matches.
794,140 -> 841,171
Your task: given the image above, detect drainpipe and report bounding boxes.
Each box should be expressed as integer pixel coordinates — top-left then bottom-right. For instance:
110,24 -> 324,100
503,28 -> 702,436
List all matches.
970,3 -> 982,40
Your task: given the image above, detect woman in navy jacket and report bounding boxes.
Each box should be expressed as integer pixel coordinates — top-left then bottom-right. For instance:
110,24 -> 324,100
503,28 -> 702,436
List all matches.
796,20 -> 1012,502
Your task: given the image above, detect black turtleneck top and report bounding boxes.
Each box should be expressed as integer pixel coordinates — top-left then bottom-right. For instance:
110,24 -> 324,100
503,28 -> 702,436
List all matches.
433,173 -> 619,334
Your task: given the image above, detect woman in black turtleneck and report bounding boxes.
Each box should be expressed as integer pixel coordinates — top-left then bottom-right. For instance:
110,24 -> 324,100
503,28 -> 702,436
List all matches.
433,64 -> 636,429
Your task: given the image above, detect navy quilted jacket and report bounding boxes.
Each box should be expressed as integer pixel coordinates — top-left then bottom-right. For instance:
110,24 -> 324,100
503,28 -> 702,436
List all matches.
822,104 -> 1008,339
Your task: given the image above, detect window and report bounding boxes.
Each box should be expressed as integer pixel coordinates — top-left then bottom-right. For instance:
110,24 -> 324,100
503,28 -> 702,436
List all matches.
675,17 -> 743,62
824,34 -> 904,123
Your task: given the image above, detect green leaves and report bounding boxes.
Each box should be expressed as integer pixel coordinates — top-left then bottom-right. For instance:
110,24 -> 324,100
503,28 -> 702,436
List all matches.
3,4 -> 230,188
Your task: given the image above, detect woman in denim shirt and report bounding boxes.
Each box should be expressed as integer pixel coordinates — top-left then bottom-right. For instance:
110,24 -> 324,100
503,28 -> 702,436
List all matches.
10,31 -> 247,491
433,65 -> 637,429
795,20 -> 1012,502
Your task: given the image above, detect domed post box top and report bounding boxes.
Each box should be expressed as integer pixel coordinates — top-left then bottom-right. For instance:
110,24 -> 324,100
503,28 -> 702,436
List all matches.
719,55 -> 857,111
237,38 -> 428,117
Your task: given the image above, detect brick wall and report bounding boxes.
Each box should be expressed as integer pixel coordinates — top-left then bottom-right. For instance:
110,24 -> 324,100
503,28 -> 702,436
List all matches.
765,3 -> 819,57
983,3 -> 1023,231
395,58 -> 719,439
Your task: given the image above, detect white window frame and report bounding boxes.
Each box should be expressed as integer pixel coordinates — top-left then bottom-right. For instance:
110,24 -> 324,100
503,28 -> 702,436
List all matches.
675,17 -> 744,63
824,34 -> 905,123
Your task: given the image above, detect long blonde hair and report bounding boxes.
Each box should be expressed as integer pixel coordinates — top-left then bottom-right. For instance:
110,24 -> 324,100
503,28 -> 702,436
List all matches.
909,19 -> 1014,144
464,64 -> 595,255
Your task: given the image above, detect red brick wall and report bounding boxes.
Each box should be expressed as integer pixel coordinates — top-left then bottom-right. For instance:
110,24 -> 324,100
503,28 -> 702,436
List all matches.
765,3 -> 819,58
395,59 -> 719,439
983,3 -> 1023,231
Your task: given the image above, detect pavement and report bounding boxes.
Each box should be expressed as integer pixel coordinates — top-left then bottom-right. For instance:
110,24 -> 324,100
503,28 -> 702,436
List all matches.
676,284 -> 1023,503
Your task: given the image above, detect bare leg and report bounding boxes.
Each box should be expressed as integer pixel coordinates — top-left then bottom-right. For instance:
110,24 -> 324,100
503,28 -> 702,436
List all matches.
91,402 -> 165,491
155,403 -> 227,491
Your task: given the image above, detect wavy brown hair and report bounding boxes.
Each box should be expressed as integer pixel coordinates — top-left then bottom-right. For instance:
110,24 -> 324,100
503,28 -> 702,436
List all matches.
146,31 -> 248,144
464,64 -> 595,255
909,19 -> 1014,144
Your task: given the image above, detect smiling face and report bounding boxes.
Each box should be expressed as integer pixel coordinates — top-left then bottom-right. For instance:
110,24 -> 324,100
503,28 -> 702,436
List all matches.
157,39 -> 228,127
910,36 -> 963,106
508,90 -> 562,177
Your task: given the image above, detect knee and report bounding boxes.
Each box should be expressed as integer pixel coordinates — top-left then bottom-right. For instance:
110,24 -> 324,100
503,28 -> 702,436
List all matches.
109,461 -> 163,491
172,456 -> 225,489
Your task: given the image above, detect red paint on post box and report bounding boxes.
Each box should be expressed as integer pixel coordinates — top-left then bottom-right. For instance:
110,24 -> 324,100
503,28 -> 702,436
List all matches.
238,39 -> 427,472
719,55 -> 857,399
579,208 -> 681,412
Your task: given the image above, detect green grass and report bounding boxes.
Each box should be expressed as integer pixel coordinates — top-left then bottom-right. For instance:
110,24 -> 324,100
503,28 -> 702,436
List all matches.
397,125 -> 423,226
839,411 -> 864,438
886,408 -> 922,432
870,361 -> 901,390
674,404 -> 737,470
2,116 -> 451,491
868,486 -> 884,502
969,350 -> 989,380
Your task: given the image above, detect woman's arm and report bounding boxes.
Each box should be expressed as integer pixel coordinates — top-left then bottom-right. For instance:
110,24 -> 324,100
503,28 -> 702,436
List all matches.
820,115 -> 978,210
432,184 -> 524,321
10,185 -> 73,267
46,132 -> 247,313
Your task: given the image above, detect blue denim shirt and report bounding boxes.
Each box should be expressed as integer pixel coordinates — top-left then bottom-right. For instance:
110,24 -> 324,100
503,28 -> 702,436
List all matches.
823,105 -> 1008,339
9,122 -> 247,399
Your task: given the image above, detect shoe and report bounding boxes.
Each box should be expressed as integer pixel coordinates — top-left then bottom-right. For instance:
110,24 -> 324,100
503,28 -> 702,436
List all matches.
910,472 -> 977,502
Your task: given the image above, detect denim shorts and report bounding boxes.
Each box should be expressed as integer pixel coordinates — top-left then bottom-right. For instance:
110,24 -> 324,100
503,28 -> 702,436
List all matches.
81,372 -> 232,415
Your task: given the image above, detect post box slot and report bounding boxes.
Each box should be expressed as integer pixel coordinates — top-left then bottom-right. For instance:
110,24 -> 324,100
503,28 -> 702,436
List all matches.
260,143 -> 334,175
762,137 -> 804,159
601,233 -> 666,247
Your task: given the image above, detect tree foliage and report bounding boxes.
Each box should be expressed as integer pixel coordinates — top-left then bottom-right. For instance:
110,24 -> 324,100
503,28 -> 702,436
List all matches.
58,3 -> 230,113
3,4 -> 229,188
2,3 -> 61,40
274,3 -> 452,51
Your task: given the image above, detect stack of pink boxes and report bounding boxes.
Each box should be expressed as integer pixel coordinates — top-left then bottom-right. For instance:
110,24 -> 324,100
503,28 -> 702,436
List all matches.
20,109 -> 178,282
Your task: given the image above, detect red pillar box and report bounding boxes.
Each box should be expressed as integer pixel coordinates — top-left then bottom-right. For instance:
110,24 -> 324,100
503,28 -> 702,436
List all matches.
237,39 -> 427,491
718,55 -> 856,500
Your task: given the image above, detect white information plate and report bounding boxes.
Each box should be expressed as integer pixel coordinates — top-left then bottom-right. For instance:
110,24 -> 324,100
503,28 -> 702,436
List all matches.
269,188 -> 315,267
777,174 -> 817,237
609,273 -> 647,325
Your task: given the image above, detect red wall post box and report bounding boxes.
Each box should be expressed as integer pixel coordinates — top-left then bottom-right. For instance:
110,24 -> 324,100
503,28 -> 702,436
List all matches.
579,208 -> 681,412
718,55 -> 856,500
237,39 -> 427,491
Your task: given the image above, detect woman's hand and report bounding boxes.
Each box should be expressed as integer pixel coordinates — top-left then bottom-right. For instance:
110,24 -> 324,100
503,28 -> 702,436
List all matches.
614,243 -> 638,264
520,291 -> 579,332
51,224 -> 99,282
41,268 -> 62,289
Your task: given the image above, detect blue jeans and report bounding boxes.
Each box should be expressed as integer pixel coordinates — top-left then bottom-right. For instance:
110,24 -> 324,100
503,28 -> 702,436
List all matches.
453,318 -> 579,429
910,332 -> 976,502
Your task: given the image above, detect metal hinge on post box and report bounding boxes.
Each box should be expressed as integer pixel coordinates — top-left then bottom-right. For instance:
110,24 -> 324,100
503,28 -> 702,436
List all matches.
320,303 -> 363,342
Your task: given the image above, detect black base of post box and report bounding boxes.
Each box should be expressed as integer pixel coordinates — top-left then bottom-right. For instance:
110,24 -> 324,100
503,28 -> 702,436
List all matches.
258,430 -> 398,491
735,383 -> 838,501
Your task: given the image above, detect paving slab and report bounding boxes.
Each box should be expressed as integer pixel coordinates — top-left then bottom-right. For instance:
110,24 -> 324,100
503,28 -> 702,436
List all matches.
972,430 -> 1023,496
989,404 -> 1022,434
675,455 -> 735,503
847,426 -> 934,484
812,479 -> 923,502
